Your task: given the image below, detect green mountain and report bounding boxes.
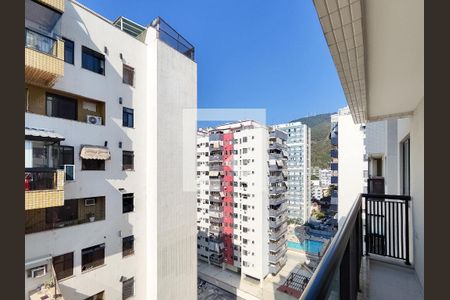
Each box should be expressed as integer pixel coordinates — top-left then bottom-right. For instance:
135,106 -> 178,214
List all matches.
291,113 -> 334,169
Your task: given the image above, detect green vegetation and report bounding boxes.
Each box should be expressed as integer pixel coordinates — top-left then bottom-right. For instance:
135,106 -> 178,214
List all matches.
291,113 -> 335,169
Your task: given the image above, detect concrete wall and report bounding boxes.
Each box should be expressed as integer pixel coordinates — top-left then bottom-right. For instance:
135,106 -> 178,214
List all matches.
152,40 -> 197,300
337,111 -> 366,224
410,98 -> 424,288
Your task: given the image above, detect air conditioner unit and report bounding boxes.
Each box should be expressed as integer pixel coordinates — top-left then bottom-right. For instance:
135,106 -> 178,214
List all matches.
64,164 -> 75,181
85,198 -> 96,206
31,266 -> 47,278
87,115 -> 102,125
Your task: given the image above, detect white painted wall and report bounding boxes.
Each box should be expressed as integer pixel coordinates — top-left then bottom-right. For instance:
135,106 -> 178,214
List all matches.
337,109 -> 366,225
410,99 -> 424,288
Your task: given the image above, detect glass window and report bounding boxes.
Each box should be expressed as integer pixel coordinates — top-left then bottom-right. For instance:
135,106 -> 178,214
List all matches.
46,93 -> 77,120
82,46 -> 105,75
46,198 -> 78,225
122,277 -> 134,299
82,244 -> 105,271
62,38 -> 74,64
59,146 -> 74,166
123,64 -> 134,86
123,193 -> 134,213
53,252 -> 74,280
122,235 -> 135,257
82,159 -> 105,171
122,151 -> 134,170
122,107 -> 134,128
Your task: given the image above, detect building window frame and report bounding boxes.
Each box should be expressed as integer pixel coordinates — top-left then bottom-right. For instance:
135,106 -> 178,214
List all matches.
122,151 -> 134,171
81,243 -> 105,272
81,46 -> 105,75
122,235 -> 135,257
122,193 -> 134,213
123,64 -> 135,86
122,107 -> 134,128
53,252 -> 74,280
62,37 -> 74,64
82,159 -> 105,171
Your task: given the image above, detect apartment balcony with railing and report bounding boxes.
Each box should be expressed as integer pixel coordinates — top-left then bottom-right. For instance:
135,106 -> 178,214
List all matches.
297,194 -> 423,300
269,245 -> 287,263
25,169 -> 65,210
269,213 -> 288,228
269,202 -> 288,218
25,197 -> 106,234
269,255 -> 287,275
25,0 -> 65,87
209,193 -> 223,203
270,194 -> 288,206
269,223 -> 288,241
269,237 -> 287,252
209,225 -> 223,234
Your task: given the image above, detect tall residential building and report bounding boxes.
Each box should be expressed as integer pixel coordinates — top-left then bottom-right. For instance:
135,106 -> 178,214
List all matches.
196,121 -> 288,284
272,122 -> 311,224
329,113 -> 339,207
311,180 -> 323,200
24,1 -> 197,299
319,169 -> 332,187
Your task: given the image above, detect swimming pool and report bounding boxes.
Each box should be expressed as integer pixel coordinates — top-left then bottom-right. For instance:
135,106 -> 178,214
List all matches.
287,240 -> 324,254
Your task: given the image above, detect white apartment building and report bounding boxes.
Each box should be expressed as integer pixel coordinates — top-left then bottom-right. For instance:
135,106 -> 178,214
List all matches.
311,180 -> 323,200
272,122 -> 311,224
24,1 -> 197,299
196,121 -> 288,285
333,107 -> 368,224
319,169 -> 331,187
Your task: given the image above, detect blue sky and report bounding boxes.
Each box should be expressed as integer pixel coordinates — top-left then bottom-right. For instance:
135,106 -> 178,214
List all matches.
78,0 -> 346,125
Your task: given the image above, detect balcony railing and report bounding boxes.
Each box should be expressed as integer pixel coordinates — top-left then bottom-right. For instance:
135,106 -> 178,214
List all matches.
299,193 -> 411,299
150,17 -> 195,61
25,27 -> 64,86
25,169 -> 57,191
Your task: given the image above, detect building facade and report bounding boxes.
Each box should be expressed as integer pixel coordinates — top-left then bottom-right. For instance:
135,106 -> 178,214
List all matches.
272,122 -> 311,224
24,1 -> 197,299
311,180 -> 323,200
196,121 -> 288,284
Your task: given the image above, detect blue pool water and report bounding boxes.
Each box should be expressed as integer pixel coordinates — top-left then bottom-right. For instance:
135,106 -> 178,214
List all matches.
287,240 -> 324,254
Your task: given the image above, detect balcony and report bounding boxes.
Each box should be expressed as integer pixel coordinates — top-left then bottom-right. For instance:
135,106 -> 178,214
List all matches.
297,194 -> 423,300
269,203 -> 288,218
269,238 -> 286,252
25,169 -> 64,210
25,28 -> 64,87
209,205 -> 223,213
209,165 -> 223,172
270,195 -> 288,206
269,224 -> 288,241
269,256 -> 287,274
269,246 -> 287,263
209,225 -> 223,234
269,214 -> 288,228
209,155 -> 223,162
25,197 -> 106,234
209,194 -> 222,203
150,17 -> 195,60
34,0 -> 65,13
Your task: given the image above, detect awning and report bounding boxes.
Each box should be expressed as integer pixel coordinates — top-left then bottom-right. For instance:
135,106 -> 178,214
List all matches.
276,160 -> 284,166
25,254 -> 52,269
80,145 -> 111,160
25,127 -> 65,142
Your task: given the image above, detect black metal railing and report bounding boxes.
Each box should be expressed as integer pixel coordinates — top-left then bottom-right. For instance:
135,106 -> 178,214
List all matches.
150,17 -> 195,60
25,169 -> 57,191
25,28 -> 58,57
300,194 -> 363,300
363,193 -> 411,264
299,193 -> 411,299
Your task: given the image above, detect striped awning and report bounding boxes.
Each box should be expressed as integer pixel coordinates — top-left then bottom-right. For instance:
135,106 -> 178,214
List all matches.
80,145 -> 111,160
25,127 -> 64,141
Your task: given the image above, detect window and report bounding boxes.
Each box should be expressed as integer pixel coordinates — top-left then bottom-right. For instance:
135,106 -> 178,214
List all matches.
59,146 -> 74,167
123,193 -> 134,213
46,93 -> 77,120
53,252 -> 74,280
122,107 -> 134,128
123,64 -> 134,86
63,38 -> 74,64
122,235 -> 135,257
122,151 -> 134,170
82,159 -> 105,170
84,291 -> 104,300
122,277 -> 135,299
82,243 -> 105,271
82,46 -> 105,75
46,199 -> 78,224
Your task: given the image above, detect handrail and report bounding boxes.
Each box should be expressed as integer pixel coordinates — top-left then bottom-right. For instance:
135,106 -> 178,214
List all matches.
300,194 -> 362,300
362,193 -> 411,201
